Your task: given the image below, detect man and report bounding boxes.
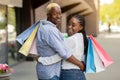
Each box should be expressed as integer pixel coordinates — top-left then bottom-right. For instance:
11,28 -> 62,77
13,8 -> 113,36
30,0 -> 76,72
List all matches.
36,3 -> 85,80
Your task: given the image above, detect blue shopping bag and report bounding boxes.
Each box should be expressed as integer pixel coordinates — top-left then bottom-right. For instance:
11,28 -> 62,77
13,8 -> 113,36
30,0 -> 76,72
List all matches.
85,37 -> 96,73
16,21 -> 40,45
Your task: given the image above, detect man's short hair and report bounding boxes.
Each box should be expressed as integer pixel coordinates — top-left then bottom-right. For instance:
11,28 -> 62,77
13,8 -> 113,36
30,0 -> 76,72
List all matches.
46,3 -> 60,14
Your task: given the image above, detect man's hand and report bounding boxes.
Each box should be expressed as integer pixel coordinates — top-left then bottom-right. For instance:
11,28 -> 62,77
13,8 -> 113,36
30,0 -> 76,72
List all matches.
34,55 -> 40,62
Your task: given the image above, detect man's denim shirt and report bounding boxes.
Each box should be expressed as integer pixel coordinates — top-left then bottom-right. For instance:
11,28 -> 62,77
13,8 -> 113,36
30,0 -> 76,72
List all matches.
36,20 -> 72,79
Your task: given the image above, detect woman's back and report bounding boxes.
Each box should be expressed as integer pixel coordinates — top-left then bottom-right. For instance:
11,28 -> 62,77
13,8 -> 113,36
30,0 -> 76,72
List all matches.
62,33 -> 85,69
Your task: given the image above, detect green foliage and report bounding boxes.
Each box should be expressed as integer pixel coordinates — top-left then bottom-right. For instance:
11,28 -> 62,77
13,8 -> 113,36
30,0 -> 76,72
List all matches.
0,6 -> 5,29
0,6 -> 16,29
0,69 -> 4,73
100,0 -> 120,25
0,22 -> 5,29
8,7 -> 16,27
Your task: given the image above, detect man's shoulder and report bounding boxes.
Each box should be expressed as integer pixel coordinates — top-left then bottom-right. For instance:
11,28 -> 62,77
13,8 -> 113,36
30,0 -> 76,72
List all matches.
39,24 -> 57,36
41,25 -> 56,33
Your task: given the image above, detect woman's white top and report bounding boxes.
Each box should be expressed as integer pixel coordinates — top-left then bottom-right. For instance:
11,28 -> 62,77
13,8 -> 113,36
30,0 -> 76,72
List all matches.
38,33 -> 85,70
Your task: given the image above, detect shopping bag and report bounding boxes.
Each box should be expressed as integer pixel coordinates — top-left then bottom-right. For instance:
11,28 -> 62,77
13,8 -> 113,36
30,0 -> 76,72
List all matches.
89,35 -> 113,67
92,44 -> 105,72
16,21 -> 40,45
18,23 -> 39,56
85,37 -> 96,73
29,36 -> 38,55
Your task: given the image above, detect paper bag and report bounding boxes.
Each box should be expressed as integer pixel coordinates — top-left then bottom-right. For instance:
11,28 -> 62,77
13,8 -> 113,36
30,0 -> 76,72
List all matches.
16,21 -> 40,45
18,24 -> 39,56
89,35 -> 113,67
85,38 -> 96,73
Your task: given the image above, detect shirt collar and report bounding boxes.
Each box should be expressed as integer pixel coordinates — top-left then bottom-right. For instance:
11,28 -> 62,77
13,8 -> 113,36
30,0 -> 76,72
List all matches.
40,19 -> 56,27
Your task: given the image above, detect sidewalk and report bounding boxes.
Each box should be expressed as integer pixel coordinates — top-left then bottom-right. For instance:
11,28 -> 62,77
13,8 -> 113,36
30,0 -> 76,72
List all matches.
11,61 -> 37,80
10,33 -> 120,80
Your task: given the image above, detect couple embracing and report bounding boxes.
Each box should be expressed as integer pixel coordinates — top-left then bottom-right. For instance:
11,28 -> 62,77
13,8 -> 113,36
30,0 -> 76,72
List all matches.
36,3 -> 88,80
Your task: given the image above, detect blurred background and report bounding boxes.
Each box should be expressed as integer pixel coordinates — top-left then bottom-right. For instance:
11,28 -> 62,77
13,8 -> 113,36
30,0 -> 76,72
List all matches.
0,0 -> 120,80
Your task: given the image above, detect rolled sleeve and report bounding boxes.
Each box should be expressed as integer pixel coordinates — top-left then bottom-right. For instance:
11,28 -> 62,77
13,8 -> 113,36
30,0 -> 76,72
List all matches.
38,54 -> 62,65
46,29 -> 72,59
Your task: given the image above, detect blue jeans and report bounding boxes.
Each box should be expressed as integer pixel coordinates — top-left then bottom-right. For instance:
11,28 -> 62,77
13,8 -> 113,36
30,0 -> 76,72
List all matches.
39,76 -> 59,80
60,69 -> 86,80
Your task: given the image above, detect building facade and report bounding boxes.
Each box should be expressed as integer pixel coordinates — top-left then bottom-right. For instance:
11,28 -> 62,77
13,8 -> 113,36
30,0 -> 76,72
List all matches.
16,0 -> 99,36
0,0 -> 99,65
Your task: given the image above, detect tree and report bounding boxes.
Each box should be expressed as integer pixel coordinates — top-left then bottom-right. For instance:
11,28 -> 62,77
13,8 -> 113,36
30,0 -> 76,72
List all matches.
0,6 -> 5,29
100,0 -> 120,25
8,7 -> 16,27
0,6 -> 16,29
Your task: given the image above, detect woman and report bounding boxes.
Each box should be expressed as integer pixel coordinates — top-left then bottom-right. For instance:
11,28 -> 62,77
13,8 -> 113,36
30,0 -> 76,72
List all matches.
38,15 -> 88,80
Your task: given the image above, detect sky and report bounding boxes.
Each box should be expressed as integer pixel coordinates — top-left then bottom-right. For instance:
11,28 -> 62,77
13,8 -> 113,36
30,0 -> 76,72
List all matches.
100,0 -> 114,5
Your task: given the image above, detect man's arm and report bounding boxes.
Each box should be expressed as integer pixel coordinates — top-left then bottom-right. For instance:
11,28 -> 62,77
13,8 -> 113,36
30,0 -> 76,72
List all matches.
37,54 -> 85,71
37,36 -> 74,65
38,54 -> 62,65
45,29 -> 85,71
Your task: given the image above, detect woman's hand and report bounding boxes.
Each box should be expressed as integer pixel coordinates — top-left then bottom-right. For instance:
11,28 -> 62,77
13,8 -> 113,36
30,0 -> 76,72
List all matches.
67,55 -> 86,71
78,61 -> 86,71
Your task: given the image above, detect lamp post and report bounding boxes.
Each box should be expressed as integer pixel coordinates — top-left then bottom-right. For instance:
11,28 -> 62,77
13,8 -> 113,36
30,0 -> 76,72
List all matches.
5,5 -> 8,64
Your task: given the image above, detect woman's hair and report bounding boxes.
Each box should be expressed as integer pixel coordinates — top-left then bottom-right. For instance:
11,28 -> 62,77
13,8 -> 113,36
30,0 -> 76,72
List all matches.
72,15 -> 88,55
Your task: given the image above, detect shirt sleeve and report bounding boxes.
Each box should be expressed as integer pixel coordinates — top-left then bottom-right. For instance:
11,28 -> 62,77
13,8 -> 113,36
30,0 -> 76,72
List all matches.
38,54 -> 62,65
46,29 -> 72,59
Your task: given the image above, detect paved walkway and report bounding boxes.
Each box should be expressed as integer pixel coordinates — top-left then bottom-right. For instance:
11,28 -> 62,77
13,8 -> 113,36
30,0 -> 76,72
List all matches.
11,61 -> 37,80
10,33 -> 120,80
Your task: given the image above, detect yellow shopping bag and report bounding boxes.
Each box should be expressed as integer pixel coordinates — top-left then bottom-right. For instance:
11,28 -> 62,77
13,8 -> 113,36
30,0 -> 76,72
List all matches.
18,24 -> 39,56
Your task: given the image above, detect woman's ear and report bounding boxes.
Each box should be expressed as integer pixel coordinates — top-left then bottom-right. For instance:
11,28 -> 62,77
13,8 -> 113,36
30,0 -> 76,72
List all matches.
80,25 -> 83,31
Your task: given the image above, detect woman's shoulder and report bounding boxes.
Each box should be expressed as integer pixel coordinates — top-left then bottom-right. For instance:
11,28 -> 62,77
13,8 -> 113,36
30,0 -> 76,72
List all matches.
73,33 -> 83,38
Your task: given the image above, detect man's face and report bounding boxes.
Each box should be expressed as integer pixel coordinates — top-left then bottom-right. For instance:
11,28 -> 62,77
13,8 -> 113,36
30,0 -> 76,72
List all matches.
47,7 -> 62,27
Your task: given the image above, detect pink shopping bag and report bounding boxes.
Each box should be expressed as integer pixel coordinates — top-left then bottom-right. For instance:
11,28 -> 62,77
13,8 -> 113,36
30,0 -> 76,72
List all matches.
92,42 -> 105,72
29,36 -> 38,55
89,35 -> 113,67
